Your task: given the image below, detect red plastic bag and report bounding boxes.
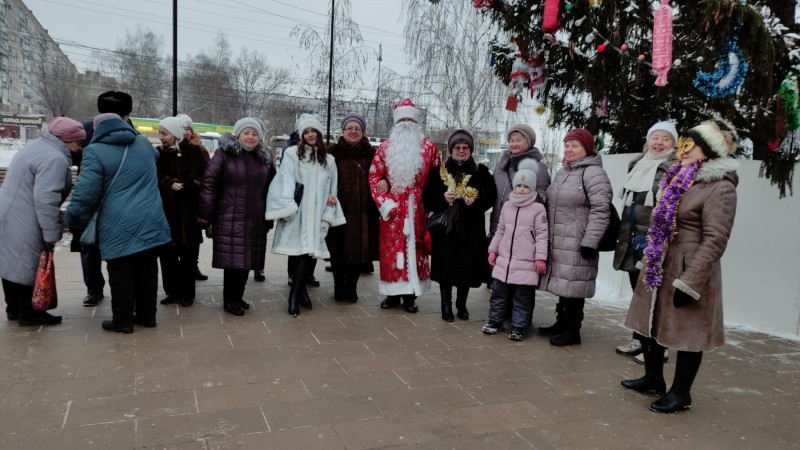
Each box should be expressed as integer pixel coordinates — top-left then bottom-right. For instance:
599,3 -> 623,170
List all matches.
32,250 -> 58,311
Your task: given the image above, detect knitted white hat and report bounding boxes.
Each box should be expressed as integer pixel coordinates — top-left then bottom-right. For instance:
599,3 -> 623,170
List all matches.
295,113 -> 324,136
234,117 -> 264,138
159,116 -> 185,143
512,159 -> 539,190
647,120 -> 678,144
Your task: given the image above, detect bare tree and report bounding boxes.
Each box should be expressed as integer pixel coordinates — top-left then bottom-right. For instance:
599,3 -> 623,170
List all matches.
36,62 -> 79,117
233,48 -> 290,118
97,26 -> 169,117
402,0 -> 506,130
180,34 -> 239,124
291,0 -> 369,114
264,98 -> 307,137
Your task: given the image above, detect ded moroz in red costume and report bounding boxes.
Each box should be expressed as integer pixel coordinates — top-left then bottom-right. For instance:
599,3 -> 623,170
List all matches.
369,98 -> 440,296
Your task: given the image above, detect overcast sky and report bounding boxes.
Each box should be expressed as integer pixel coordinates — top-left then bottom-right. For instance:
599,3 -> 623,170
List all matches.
22,0 -> 408,95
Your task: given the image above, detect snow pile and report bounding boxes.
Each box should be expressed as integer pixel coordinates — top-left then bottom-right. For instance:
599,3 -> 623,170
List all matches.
0,138 -> 24,168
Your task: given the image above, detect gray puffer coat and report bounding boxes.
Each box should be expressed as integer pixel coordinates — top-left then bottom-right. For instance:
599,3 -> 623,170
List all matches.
0,132 -> 73,285
539,154 -> 612,299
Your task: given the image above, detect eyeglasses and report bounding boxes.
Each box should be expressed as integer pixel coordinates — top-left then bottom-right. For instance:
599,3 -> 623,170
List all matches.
344,127 -> 363,133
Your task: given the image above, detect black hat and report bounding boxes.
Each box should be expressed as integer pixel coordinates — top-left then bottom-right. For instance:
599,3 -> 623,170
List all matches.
97,91 -> 133,116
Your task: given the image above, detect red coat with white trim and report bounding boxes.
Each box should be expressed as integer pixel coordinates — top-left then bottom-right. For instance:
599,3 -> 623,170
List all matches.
369,137 -> 440,296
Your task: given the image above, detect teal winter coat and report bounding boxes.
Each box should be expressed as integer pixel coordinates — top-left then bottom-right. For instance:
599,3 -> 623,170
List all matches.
65,118 -> 171,260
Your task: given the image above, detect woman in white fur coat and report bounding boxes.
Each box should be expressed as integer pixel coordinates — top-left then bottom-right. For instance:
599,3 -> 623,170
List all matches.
266,114 -> 345,317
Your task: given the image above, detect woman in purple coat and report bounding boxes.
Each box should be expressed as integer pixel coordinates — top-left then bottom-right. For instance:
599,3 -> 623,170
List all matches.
198,118 -> 275,316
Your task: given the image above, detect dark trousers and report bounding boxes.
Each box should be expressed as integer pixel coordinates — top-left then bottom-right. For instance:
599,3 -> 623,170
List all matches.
288,255 -> 317,278
160,244 -> 199,300
2,279 -> 33,317
80,244 -> 105,295
489,279 -> 535,329
106,248 -> 159,326
223,269 -> 249,304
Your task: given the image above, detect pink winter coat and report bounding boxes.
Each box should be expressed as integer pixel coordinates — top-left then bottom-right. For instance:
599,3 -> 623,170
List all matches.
488,194 -> 548,286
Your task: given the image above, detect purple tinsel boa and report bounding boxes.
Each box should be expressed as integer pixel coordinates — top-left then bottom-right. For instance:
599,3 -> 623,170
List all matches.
642,160 -> 702,291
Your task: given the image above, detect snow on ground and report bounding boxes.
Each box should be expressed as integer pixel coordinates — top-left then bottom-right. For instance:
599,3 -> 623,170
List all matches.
0,138 -> 25,167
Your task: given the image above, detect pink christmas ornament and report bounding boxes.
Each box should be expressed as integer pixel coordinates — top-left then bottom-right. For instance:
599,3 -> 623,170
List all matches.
542,0 -> 561,35
652,0 -> 673,86
620,44 -> 629,52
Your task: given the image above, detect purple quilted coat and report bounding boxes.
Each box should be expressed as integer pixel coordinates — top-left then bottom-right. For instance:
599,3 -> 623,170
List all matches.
198,135 -> 275,270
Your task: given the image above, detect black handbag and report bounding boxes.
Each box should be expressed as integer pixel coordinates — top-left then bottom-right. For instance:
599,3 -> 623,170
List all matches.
293,182 -> 304,206
582,168 -> 621,252
426,209 -> 449,233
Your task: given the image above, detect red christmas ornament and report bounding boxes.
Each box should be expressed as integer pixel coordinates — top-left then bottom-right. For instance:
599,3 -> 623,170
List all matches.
472,0 -> 493,8
542,0 -> 561,35
597,43 -> 608,53
505,96 -> 519,112
638,54 -> 646,61
652,0 -> 674,86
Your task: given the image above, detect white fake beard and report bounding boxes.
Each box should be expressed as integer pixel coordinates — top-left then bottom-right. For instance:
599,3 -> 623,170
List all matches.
385,121 -> 425,192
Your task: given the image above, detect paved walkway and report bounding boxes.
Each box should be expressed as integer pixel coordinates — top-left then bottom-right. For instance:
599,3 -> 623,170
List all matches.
1,241 -> 799,449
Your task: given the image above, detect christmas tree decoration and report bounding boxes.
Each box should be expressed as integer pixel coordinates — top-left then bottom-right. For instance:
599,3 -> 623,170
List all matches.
472,0 -> 492,8
542,0 -> 560,35
479,0 -> 795,197
589,0 -> 602,7
779,74 -> 800,132
535,104 -> 547,115
596,97 -> 608,117
652,0 -> 673,86
694,0 -> 748,99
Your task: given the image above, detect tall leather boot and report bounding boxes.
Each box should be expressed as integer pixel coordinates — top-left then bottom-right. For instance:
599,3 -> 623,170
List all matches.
295,257 -> 313,311
455,286 -> 469,320
651,351 -> 702,413
621,338 -> 667,395
440,285 -> 454,322
538,297 -> 567,336
549,298 -> 583,347
288,257 -> 310,317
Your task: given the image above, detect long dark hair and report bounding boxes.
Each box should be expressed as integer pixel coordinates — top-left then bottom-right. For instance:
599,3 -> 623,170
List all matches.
297,129 -> 328,167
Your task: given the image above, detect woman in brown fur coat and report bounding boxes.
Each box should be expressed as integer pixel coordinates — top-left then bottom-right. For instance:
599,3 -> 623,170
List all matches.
621,119 -> 740,414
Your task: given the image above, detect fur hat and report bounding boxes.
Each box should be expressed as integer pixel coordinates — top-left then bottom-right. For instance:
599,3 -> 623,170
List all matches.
512,159 -> 539,190
393,98 -> 420,124
159,116 -> 185,143
564,128 -> 595,155
447,129 -> 474,154
48,117 -> 86,143
341,112 -> 366,132
296,113 -> 324,136
506,124 -> 536,148
234,117 -> 263,138
685,119 -> 739,159
97,91 -> 132,116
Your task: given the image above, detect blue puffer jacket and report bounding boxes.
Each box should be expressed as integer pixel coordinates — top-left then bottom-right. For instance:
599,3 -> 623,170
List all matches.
65,118 -> 171,260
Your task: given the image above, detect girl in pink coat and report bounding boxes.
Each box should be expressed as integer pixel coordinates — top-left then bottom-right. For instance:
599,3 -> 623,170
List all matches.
485,159 -> 548,341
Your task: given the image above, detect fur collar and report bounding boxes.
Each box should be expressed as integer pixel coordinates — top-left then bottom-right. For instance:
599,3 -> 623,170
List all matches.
695,158 -> 740,184
218,134 -> 273,165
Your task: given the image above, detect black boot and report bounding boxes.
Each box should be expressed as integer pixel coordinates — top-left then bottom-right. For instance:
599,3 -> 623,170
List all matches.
651,351 -> 702,413
621,338 -> 667,395
344,266 -> 360,303
455,286 -> 469,320
440,286 -> 454,322
402,295 -> 418,313
538,298 -> 567,336
381,295 -> 401,309
550,298 -> 583,347
223,300 -> 245,316
288,256 -> 311,316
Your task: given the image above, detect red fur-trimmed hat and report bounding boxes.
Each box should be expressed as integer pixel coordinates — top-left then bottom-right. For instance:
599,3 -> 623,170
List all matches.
393,98 -> 420,124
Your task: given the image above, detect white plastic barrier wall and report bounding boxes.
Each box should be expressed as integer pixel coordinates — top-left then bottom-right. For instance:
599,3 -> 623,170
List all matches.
594,154 -> 800,339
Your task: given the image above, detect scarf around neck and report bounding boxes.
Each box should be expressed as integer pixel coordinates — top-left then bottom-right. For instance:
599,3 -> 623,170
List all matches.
621,149 -> 674,207
509,191 -> 538,208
